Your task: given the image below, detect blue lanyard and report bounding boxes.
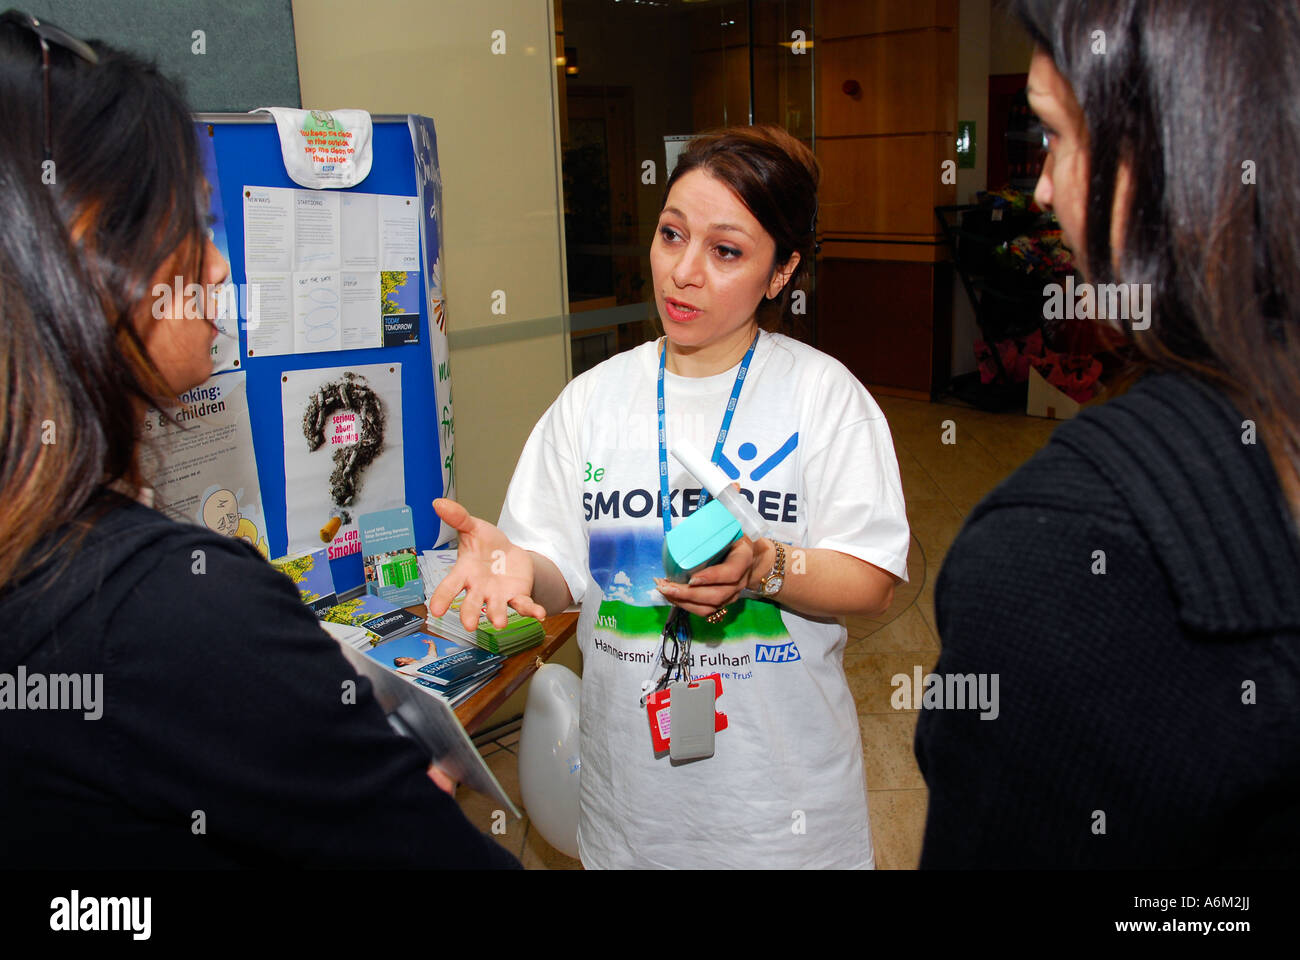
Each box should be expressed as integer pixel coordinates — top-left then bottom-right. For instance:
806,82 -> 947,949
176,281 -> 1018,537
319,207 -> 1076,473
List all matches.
657,332 -> 758,535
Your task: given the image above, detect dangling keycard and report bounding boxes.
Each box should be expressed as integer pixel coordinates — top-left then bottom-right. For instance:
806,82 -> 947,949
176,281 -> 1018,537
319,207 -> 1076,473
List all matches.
668,676 -> 717,761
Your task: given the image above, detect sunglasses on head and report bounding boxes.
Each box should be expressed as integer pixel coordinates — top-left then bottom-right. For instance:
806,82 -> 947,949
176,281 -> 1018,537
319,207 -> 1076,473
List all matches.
1,9 -> 99,162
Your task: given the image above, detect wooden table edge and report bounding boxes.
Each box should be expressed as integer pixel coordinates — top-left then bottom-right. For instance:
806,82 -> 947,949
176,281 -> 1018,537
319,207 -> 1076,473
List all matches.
455,611 -> 579,734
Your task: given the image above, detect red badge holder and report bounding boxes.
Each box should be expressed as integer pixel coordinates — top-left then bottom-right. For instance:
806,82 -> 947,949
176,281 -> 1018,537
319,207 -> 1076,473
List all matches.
646,672 -> 729,758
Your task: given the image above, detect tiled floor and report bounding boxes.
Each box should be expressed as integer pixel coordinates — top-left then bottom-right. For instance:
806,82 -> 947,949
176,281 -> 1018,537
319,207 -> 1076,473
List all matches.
457,393 -> 1064,869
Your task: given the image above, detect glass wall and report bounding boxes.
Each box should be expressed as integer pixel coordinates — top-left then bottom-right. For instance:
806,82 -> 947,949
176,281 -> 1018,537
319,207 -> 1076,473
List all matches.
556,0 -> 817,375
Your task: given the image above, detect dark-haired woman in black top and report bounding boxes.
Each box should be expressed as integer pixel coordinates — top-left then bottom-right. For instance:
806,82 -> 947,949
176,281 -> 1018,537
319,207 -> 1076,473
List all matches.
0,12 -> 516,868
916,0 -> 1300,867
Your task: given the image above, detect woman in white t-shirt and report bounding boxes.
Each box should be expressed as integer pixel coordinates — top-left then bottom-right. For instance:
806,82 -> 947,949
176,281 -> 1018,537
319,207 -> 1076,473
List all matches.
431,125 -> 910,868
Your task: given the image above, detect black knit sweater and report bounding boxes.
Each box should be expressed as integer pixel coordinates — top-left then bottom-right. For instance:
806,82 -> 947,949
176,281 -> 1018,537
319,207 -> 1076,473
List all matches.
915,371 -> 1300,868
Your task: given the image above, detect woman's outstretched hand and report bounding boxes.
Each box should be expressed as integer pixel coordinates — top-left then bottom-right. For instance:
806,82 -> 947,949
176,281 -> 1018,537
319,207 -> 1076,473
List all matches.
429,498 -> 548,631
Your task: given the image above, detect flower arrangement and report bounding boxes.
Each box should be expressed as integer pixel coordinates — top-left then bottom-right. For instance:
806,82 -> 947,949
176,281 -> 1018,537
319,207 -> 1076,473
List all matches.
974,328 -> 1042,386
973,327 -> 1104,402
1029,348 -> 1103,403
993,227 -> 1075,283
956,188 -> 1108,403
975,186 -> 1041,215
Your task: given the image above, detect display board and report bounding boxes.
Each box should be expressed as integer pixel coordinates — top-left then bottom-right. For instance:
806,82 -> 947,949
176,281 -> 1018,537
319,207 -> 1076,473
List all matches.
195,113 -> 452,592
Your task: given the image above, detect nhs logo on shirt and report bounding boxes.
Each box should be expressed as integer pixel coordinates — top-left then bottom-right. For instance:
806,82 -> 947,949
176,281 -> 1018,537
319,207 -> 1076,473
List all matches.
755,641 -> 801,663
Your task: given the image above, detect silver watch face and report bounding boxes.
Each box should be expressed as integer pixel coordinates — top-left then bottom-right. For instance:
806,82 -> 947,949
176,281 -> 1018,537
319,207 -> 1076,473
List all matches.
764,575 -> 784,595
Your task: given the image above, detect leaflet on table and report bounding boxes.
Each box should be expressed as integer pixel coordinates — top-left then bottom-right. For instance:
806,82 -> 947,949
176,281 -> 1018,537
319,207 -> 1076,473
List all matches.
318,618 -> 381,652
425,593 -> 482,645
243,185 -> 421,358
367,631 -> 468,668
281,363 -> 406,557
418,548 -> 458,601
139,370 -> 269,557
380,632 -> 502,704
409,672 -> 496,708
363,632 -> 500,705
359,506 -> 423,606
411,648 -> 504,687
320,593 -> 425,641
269,546 -> 338,615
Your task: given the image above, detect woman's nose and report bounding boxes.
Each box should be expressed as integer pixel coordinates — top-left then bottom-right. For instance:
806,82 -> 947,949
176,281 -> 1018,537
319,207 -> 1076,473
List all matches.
1033,158 -> 1054,212
672,242 -> 706,288
204,235 -> 230,285
201,236 -> 230,322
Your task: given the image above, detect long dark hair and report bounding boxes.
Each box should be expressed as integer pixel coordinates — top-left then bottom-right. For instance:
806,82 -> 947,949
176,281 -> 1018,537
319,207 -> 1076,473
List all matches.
0,21 -> 208,591
661,124 -> 820,331
1008,0 -> 1300,518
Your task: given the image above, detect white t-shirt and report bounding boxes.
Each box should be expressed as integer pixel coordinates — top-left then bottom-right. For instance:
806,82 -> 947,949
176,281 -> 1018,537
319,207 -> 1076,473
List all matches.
498,331 -> 910,868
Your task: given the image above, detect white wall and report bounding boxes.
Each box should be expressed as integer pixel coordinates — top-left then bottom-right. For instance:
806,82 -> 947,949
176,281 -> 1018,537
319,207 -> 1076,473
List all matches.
294,0 -> 583,710
293,0 -> 571,524
991,4 -> 1036,74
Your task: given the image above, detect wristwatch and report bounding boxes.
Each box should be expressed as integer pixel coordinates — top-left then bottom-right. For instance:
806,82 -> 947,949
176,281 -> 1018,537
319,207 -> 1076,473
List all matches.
759,541 -> 786,597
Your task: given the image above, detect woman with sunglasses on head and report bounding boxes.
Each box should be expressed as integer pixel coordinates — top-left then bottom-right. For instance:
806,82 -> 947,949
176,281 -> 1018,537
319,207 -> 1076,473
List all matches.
915,0 -> 1300,868
0,12 -> 517,869
429,125 -> 910,868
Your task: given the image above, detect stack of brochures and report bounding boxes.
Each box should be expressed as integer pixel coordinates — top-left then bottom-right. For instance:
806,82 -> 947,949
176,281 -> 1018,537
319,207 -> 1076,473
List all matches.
424,593 -> 480,646
322,623 -> 500,707
474,614 -> 545,657
418,547 -> 458,602
375,631 -> 503,707
289,546 -> 521,814
318,619 -> 377,652
416,545 -> 545,658
425,593 -> 545,658
275,547 -> 502,707
269,546 -> 339,615
319,592 -> 425,642
272,546 -> 423,641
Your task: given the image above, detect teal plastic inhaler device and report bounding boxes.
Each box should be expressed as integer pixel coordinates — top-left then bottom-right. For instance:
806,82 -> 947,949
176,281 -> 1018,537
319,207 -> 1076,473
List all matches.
663,498 -> 742,582
662,441 -> 772,583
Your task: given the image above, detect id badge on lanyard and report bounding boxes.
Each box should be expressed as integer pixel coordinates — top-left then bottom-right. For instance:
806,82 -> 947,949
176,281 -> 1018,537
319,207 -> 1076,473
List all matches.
641,333 -> 757,760
646,674 -> 730,761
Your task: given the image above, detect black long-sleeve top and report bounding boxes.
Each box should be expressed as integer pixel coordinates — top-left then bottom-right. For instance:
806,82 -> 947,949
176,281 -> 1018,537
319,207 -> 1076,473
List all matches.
915,371 -> 1300,867
0,492 -> 519,868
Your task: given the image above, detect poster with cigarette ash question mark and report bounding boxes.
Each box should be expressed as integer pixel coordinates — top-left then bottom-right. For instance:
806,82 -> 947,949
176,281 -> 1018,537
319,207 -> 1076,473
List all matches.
282,363 -> 405,558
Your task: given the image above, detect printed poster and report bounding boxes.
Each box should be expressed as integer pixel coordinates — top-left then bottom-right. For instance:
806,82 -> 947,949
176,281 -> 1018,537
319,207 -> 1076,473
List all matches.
243,186 -> 421,358
281,362 -> 406,558
140,370 -> 268,555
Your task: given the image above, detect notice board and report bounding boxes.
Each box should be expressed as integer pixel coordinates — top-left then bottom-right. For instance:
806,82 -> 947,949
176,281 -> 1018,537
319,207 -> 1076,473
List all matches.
195,113 -> 455,592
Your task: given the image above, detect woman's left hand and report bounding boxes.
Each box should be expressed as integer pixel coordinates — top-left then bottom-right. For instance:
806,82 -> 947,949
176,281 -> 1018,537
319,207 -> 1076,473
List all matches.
653,537 -> 757,618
